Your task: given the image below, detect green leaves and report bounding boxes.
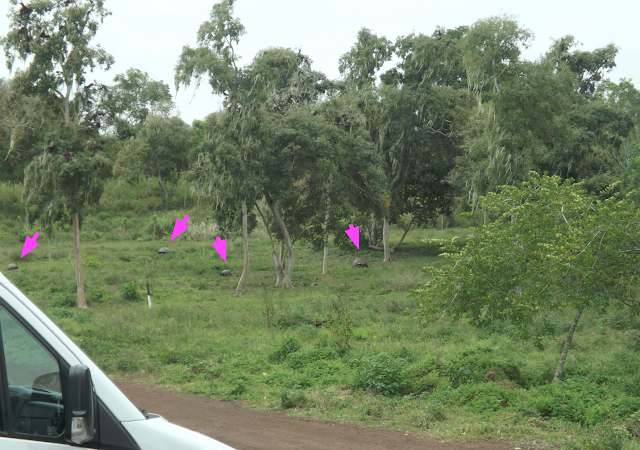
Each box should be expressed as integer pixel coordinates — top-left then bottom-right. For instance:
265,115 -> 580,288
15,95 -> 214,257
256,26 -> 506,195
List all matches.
174,0 -> 244,101
418,174 -> 640,331
23,142 -> 111,231
106,69 -> 174,140
460,15 -> 532,96
2,0 -> 114,126
339,28 -> 394,89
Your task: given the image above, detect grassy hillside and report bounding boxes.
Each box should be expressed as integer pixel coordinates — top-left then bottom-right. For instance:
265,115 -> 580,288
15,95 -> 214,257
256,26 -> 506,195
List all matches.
1,180 -> 640,450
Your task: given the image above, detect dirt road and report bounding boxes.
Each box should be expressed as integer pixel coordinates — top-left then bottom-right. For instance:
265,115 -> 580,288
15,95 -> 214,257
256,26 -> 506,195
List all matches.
113,377 -> 528,450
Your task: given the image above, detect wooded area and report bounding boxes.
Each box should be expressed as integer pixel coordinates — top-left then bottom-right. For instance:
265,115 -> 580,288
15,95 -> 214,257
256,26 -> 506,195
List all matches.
3,1 -> 640,447
3,1 -> 637,301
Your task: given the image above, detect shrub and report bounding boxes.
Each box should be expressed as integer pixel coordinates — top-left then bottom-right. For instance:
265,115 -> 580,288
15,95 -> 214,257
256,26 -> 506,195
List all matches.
121,281 -> 143,302
84,255 -> 103,268
526,379 -> 640,426
269,337 -> 301,363
286,348 -> 339,370
88,287 -> 107,304
328,297 -> 353,351
53,282 -> 78,307
229,377 -> 248,397
627,410 -> 640,438
280,390 -> 307,409
159,347 -> 181,364
579,426 -> 632,450
425,401 -> 447,422
454,382 -> 519,413
354,353 -> 408,396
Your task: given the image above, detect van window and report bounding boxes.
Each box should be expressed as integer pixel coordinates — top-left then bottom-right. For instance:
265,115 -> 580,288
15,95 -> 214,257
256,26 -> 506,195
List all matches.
0,305 -> 64,437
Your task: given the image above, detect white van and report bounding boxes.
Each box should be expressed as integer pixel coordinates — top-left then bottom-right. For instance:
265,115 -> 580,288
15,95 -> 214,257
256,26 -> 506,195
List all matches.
0,271 -> 235,449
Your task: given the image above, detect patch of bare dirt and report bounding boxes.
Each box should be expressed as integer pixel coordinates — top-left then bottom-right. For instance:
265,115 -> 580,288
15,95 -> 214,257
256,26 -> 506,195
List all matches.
112,377 -> 536,450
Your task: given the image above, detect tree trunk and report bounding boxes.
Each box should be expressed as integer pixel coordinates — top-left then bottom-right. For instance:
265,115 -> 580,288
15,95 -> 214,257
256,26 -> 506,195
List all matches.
382,216 -> 391,263
553,308 -> 584,383
72,213 -> 87,309
256,202 -> 284,286
322,177 -> 331,275
64,85 -> 71,125
158,175 -> 169,204
265,190 -> 296,287
371,217 -> 379,246
279,240 -> 285,271
184,178 -> 188,208
390,216 -> 414,252
148,177 -> 153,195
235,199 -> 249,296
6,128 -> 17,161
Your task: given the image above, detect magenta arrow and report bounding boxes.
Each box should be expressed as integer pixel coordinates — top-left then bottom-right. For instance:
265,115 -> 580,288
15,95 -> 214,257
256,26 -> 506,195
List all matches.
21,232 -> 40,258
212,237 -> 227,262
345,224 -> 359,249
171,215 -> 190,241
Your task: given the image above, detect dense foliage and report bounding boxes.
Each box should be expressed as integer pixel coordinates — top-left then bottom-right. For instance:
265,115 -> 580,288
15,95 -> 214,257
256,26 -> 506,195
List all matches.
2,1 -> 640,446
417,174 -> 640,381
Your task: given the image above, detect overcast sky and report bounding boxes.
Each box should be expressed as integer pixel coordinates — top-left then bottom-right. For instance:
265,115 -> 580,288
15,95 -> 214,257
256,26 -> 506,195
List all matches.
1,0 -> 639,125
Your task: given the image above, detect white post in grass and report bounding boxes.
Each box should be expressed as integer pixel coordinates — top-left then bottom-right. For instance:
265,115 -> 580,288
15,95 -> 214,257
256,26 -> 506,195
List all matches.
146,282 -> 152,309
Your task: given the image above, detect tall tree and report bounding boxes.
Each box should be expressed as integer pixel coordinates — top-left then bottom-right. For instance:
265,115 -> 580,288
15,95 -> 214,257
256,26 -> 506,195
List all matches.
105,68 -> 174,140
452,19 -> 631,204
23,138 -> 111,308
338,28 -> 393,90
3,0 -> 114,308
258,101 -> 383,285
119,115 -> 194,203
459,15 -> 532,97
0,77 -> 48,181
175,0 -> 258,295
340,27 -> 465,262
418,174 -> 640,382
2,0 -> 114,129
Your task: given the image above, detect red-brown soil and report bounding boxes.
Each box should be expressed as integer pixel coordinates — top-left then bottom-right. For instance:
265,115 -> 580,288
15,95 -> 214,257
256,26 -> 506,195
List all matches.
112,377 -> 536,450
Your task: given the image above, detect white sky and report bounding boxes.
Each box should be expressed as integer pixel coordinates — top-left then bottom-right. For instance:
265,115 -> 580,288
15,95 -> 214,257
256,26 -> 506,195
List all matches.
1,0 -> 639,125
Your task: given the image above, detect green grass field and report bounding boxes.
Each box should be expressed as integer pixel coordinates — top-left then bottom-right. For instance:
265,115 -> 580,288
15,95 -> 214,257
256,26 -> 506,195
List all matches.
1,180 -> 640,450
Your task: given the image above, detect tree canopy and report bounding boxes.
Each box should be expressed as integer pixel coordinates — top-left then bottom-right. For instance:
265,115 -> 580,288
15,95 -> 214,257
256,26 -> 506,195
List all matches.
417,174 -> 640,381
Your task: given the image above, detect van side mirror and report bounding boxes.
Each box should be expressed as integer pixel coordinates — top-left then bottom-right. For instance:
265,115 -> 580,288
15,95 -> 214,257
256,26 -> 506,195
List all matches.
65,365 -> 96,444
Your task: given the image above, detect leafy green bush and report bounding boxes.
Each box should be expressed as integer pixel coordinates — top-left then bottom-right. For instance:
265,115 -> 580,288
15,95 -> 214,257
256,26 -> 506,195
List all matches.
88,287 -> 107,304
328,298 -> 353,351
229,377 -> 248,397
453,382 -> 519,413
527,379 -> 640,426
268,337 -> 301,363
121,281 -> 143,302
53,282 -> 78,307
158,347 -> 182,364
83,255 -> 103,268
264,369 -> 313,389
578,426 -> 632,450
280,390 -> 307,409
285,348 -> 338,370
354,353 -> 408,396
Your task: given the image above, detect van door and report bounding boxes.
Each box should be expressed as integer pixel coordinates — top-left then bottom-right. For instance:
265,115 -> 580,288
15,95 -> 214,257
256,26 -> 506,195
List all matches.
0,303 -> 77,448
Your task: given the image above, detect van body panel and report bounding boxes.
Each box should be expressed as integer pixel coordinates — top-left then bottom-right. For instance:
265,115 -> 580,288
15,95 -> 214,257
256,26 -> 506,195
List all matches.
0,272 -> 239,449
123,418 -> 236,450
0,436 -> 74,448
0,273 -> 145,423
